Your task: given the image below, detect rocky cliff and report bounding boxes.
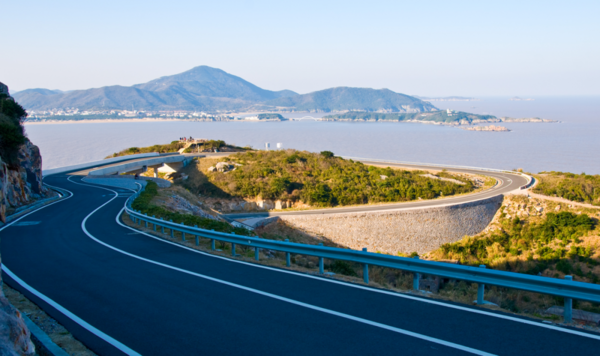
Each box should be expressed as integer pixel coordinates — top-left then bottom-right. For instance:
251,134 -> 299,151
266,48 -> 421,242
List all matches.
1,82 -> 41,355
0,140 -> 46,223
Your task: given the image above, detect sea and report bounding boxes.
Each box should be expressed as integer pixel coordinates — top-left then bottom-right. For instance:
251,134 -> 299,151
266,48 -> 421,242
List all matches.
25,96 -> 600,174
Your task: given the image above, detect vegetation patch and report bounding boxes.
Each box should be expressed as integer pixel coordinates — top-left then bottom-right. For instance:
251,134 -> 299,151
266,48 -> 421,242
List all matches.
0,94 -> 28,167
107,139 -> 247,158
534,171 -> 600,206
181,150 -> 476,207
131,181 -> 253,236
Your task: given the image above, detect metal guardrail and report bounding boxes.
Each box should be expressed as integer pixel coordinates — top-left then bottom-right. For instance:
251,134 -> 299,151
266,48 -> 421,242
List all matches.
124,186 -> 598,323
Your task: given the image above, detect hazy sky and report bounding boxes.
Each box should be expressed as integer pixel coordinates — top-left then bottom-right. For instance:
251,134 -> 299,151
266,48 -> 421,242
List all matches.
2,1 -> 599,96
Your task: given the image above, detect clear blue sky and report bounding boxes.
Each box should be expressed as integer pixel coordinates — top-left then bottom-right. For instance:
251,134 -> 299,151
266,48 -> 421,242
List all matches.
2,0 -> 599,96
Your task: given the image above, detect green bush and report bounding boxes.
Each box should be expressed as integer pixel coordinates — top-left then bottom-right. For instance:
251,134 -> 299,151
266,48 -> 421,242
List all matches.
438,212 -> 595,272
320,151 -> 334,159
329,260 -> 358,276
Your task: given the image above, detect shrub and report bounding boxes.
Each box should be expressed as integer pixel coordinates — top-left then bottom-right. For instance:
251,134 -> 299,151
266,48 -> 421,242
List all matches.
330,260 -> 358,276
320,151 -> 334,158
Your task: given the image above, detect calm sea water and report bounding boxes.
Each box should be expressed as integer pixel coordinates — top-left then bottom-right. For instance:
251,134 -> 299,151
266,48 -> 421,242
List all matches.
25,96 -> 600,174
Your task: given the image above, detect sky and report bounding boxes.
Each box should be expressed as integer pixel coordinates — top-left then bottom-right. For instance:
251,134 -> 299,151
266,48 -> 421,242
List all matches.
2,1 -> 599,96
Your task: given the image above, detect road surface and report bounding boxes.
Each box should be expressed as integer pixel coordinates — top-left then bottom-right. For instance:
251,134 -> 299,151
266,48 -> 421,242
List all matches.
1,173 -> 598,355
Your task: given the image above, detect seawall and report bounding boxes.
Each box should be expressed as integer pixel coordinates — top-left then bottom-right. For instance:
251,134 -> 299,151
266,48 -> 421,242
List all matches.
278,195 -> 504,255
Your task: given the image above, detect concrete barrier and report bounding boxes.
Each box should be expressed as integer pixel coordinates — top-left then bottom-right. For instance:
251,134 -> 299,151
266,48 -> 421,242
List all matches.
42,153 -> 159,176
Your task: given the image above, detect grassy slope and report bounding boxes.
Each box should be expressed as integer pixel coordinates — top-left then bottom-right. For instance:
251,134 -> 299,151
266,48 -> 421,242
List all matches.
533,172 -> 600,206
179,150 -> 476,207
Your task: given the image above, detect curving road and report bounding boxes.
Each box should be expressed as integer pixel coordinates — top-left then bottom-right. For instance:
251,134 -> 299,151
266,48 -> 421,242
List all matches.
1,169 -> 598,355
225,160 -> 529,219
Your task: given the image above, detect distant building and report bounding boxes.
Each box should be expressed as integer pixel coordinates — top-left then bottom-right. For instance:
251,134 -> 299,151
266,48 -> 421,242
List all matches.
0,81 -> 9,96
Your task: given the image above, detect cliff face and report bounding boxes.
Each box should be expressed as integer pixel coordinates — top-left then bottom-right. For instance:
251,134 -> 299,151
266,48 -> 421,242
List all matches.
0,140 -> 46,223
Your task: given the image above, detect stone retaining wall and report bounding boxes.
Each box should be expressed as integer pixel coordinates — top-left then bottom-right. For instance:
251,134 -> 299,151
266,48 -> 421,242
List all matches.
278,195 -> 504,255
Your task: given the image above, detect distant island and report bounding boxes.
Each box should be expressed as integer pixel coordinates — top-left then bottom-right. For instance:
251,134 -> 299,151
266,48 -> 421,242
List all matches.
414,96 -> 480,102
322,110 -> 495,125
462,125 -> 510,132
321,110 -> 557,126
509,96 -> 534,101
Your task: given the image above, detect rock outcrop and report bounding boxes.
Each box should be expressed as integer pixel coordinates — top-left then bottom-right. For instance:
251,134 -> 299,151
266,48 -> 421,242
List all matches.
0,294 -> 35,356
0,140 -> 46,223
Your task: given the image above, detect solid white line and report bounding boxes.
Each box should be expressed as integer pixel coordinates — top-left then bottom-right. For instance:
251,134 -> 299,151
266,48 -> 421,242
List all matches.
72,183 -> 495,355
2,267 -> 141,356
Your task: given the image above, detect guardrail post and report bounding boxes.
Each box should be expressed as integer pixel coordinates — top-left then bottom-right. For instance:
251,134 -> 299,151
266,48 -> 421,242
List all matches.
194,225 -> 199,246
413,256 -> 420,291
181,223 -> 185,241
477,265 -> 486,305
362,248 -> 369,284
160,218 -> 164,234
285,239 -> 291,267
564,275 -> 573,323
138,216 -> 141,225
144,215 -> 148,228
153,215 -> 156,231
255,247 -> 259,261
318,243 -> 324,274
210,230 -> 215,250
232,243 -> 236,256
170,219 -> 174,238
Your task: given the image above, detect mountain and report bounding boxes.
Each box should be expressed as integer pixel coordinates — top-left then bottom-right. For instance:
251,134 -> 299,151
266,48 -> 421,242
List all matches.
13,66 -> 298,111
262,87 -> 437,113
13,67 -> 436,114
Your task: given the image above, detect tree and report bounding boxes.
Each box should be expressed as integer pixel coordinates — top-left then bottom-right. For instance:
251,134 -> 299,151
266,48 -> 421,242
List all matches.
320,151 -> 334,158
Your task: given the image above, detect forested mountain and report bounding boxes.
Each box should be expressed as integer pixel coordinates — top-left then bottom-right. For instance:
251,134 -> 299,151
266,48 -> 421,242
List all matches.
263,87 -> 436,113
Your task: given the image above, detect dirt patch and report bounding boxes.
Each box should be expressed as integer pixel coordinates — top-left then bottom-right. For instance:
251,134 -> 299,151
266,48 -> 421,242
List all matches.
2,283 -> 96,356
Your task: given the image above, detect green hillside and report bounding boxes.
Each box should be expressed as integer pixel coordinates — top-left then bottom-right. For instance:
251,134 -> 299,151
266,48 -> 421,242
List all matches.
264,87 -> 436,113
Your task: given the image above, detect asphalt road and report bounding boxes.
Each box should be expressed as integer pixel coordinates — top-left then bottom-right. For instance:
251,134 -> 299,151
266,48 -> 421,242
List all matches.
226,161 -> 529,219
1,174 -> 598,355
